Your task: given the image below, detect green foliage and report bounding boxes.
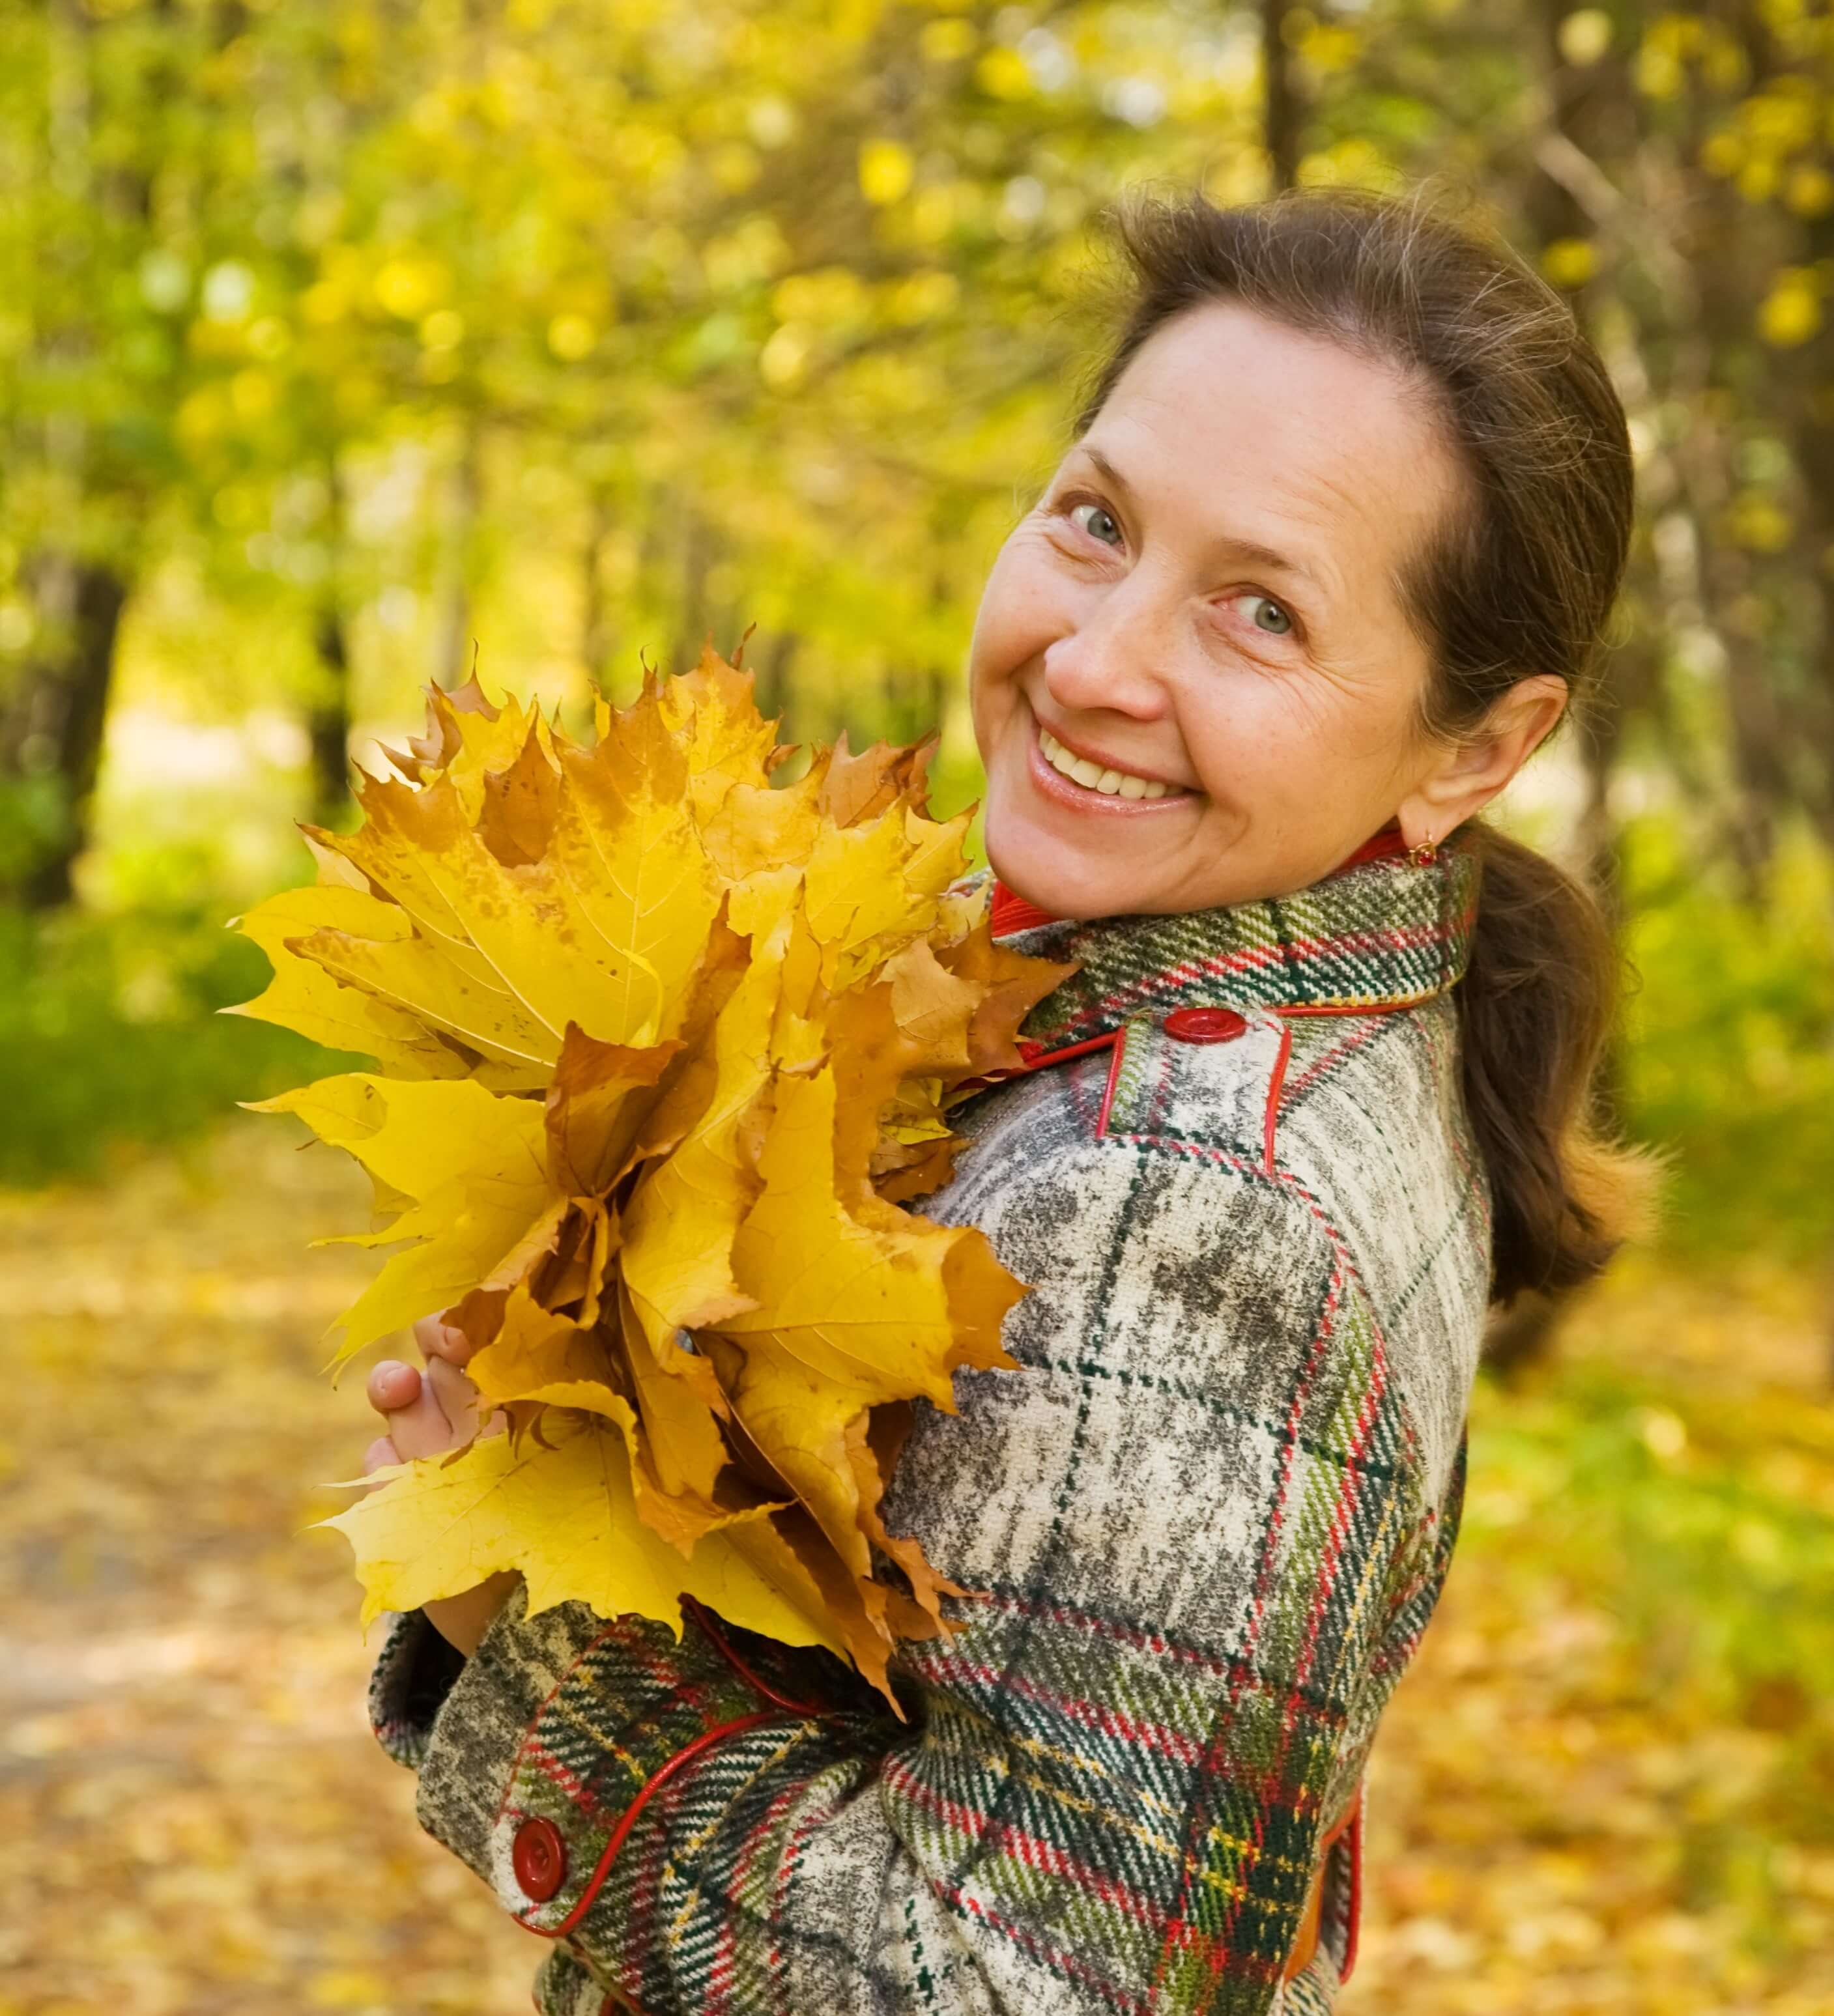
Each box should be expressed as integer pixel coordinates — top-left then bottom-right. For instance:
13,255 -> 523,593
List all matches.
1471,1356 -> 1834,1727
1620,814 -> 1834,1262
0,892 -> 356,1189
0,773 -> 72,888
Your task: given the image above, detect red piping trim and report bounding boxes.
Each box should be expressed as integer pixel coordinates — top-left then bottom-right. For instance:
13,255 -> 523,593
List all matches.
951,1029 -> 1123,1105
1096,1026 -> 1128,1139
1016,1030 -> 1122,1072
1270,995 -> 1432,1019
1341,1796 -> 1364,1983
1262,1019 -> 1294,1177
680,1596 -> 829,1718
524,1709 -> 778,1939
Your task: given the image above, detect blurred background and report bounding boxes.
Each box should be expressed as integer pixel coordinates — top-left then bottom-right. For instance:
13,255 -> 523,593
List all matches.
3,1 -> 1833,2011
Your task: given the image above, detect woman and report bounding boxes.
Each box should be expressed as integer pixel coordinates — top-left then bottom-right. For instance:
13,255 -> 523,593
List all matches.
362,186 -> 1654,2014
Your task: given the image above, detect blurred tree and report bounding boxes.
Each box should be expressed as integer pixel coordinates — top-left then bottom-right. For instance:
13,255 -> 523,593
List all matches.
1263,0 -> 1305,188
0,0 -> 205,903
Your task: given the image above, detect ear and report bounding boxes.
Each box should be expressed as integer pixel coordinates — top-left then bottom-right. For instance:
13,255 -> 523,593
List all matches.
1397,674 -> 1568,848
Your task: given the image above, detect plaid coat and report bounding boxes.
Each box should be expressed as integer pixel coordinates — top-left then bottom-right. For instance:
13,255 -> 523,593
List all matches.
369,834 -> 1491,2016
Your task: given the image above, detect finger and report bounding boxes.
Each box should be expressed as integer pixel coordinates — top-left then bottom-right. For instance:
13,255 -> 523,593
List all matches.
363,1435 -> 401,1475
367,1360 -> 422,1415
414,1311 -> 478,1367
425,1354 -> 484,1443
389,1367 -> 466,1462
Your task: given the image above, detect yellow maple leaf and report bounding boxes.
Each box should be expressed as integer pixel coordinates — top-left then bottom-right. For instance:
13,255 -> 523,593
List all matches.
245,1074 -> 556,1365
235,645 -> 1072,1702
323,1410 -> 830,1647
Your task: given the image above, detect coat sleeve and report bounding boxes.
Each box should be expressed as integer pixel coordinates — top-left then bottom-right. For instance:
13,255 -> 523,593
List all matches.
371,1126 -> 1450,2016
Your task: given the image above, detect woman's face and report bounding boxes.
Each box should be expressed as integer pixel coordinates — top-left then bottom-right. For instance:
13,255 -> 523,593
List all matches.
968,300 -> 1536,918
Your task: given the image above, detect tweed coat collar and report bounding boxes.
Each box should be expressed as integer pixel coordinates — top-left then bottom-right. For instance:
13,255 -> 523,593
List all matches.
997,827 -> 1481,1049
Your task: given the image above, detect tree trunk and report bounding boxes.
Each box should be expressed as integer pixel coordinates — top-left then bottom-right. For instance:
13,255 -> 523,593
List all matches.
4,554 -> 129,909
670,505 -> 706,677
752,629 -> 799,725
1261,0 -> 1301,191
1491,0 -> 1646,1362
435,423 -> 482,690
308,602 -> 353,827
670,504 -> 734,676
580,487 -> 616,696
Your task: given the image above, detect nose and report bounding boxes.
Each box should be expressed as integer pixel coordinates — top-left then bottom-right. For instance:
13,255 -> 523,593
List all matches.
1039,560 -> 1177,722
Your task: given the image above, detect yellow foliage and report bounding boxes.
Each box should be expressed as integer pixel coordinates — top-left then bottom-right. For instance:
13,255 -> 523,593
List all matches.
1722,491 -> 1794,554
1786,165 -> 1834,219
371,254 -> 450,320
1298,22 -> 1362,74
921,18 -> 977,62
1759,270 -> 1822,347
1556,9 -> 1613,67
1541,237 -> 1599,291
231,651 -> 1072,1701
1700,130 -> 1744,178
546,313 -> 597,360
1740,156 -> 1781,205
975,46 -> 1032,100
857,137 -> 914,206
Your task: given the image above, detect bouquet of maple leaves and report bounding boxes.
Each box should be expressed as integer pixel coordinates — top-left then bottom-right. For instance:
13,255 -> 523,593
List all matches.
227,649 -> 1070,1704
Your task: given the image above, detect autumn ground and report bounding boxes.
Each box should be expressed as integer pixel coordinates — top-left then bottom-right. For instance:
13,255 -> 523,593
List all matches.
5,1121 -> 1833,2016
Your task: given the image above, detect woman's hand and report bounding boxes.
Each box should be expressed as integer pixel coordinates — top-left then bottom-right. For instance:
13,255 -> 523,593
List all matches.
364,1313 -> 520,1657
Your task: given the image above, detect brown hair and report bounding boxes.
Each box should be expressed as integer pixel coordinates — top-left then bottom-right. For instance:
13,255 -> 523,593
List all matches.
1070,184 -> 1661,1308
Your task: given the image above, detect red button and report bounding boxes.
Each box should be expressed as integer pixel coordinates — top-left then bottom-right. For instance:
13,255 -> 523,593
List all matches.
1164,1006 -> 1248,1044
511,1816 -> 567,1902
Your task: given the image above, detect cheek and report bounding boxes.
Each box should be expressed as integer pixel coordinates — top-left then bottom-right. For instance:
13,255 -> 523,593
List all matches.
969,537 -> 1066,689
1176,671 -> 1411,799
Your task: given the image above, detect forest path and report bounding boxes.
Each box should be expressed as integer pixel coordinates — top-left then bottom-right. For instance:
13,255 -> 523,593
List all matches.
1,1122 -> 536,2016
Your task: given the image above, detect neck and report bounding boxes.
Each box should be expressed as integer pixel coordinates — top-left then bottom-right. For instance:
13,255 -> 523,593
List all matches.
991,819 -> 1409,935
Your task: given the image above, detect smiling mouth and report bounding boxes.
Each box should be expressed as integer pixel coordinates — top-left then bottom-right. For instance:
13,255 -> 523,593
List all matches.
1036,725 -> 1192,801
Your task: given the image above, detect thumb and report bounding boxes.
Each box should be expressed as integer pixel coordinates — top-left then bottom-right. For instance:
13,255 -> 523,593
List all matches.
425,1354 -> 488,1443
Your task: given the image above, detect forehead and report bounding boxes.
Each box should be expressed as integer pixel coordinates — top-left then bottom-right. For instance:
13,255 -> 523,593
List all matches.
1080,300 -> 1460,581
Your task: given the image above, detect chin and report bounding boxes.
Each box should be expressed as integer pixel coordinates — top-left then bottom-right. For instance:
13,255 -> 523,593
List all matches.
986,829 -> 1133,922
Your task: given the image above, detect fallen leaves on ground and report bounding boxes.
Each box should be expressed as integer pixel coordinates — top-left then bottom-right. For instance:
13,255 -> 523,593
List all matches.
0,1124 -> 538,2016
226,655 -> 1067,1701
1342,1245 -> 1834,2016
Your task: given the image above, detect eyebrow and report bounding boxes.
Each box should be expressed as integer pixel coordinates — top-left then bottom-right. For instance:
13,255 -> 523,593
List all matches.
1072,444 -> 1325,593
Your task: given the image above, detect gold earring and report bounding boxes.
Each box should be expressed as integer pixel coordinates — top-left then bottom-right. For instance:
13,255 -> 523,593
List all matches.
1406,830 -> 1438,869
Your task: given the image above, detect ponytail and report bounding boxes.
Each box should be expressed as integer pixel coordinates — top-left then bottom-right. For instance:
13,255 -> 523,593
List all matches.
1457,820 -> 1665,1307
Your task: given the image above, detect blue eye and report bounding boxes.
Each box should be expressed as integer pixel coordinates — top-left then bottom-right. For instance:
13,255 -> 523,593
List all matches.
1069,500 -> 1123,547
1243,594 -> 1293,636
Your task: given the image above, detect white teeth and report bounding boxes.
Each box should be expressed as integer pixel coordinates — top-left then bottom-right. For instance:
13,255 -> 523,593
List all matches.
1038,726 -> 1183,801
